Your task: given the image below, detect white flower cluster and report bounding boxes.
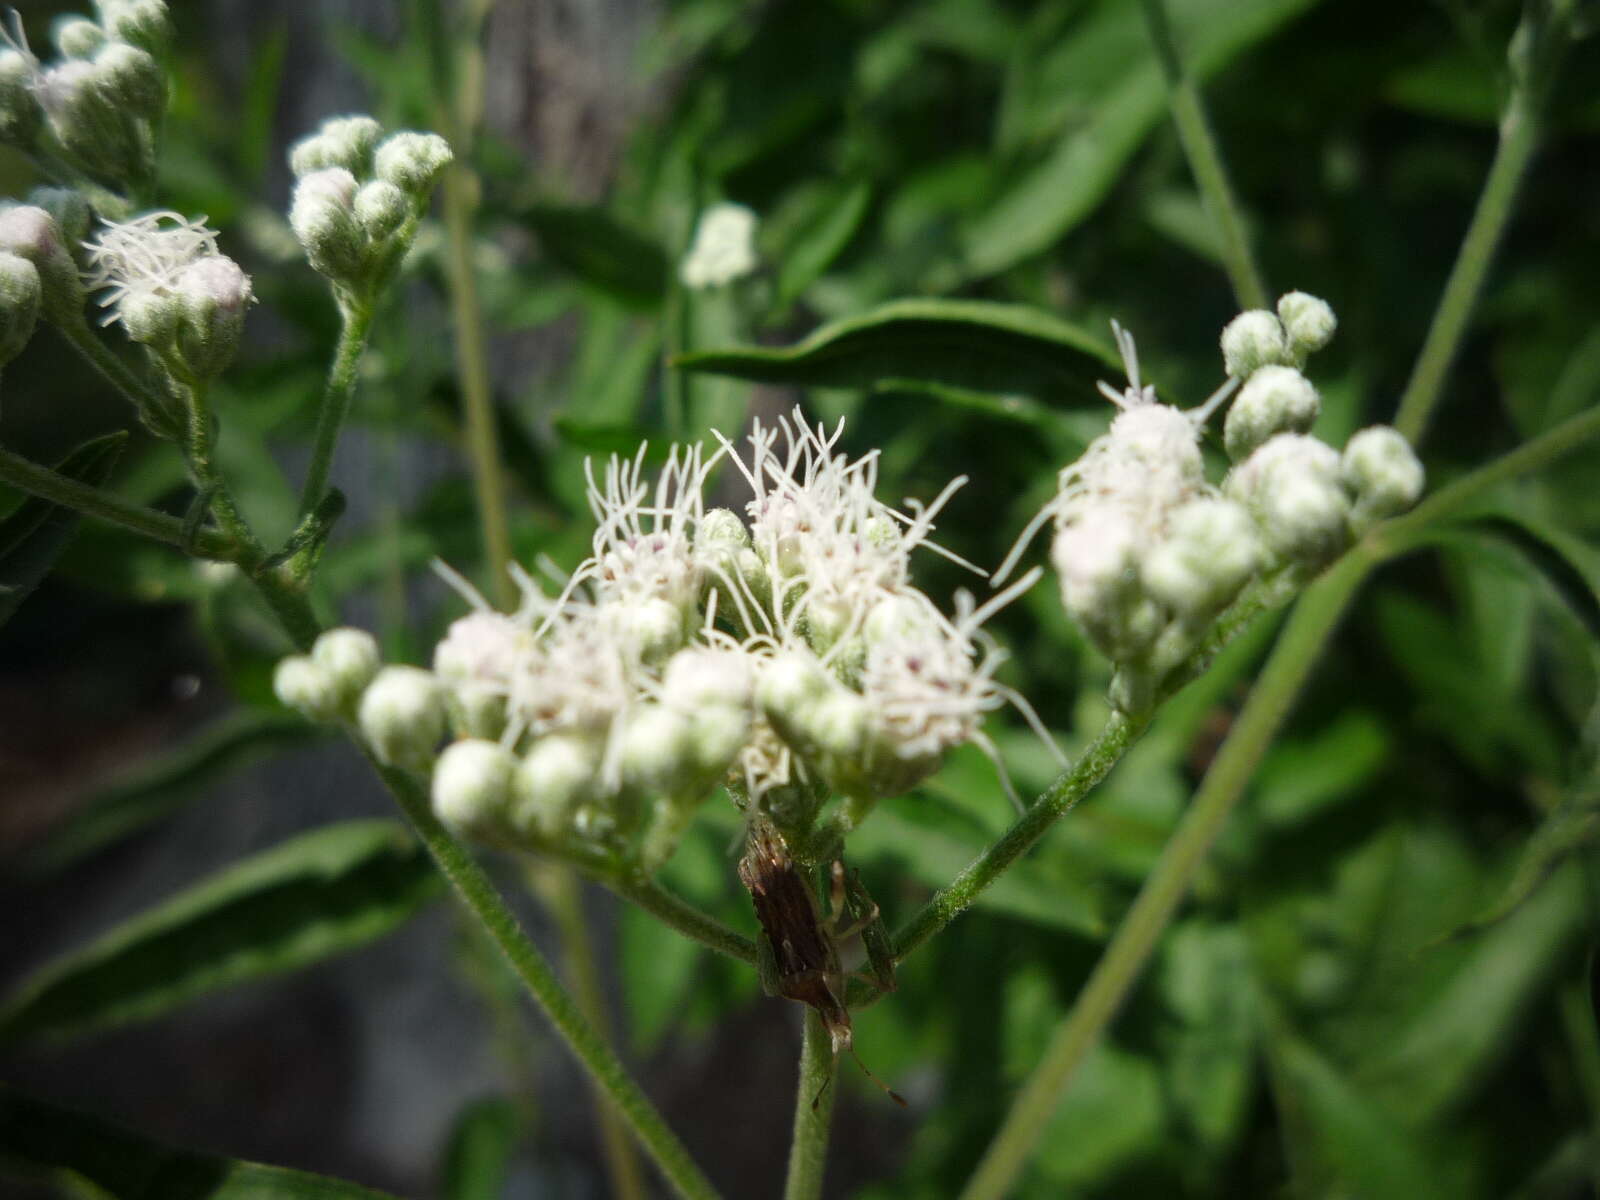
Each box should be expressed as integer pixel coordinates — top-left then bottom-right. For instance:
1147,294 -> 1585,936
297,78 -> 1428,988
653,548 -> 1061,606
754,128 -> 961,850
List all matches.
275,411 -> 1049,872
0,2 -> 172,190
680,202 -> 759,290
1010,294 -> 1423,713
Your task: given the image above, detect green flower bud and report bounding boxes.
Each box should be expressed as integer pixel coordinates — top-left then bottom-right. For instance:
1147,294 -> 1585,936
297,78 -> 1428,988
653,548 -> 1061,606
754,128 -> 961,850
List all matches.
359,665 -> 447,770
1228,433 -> 1350,564
171,254 -> 251,379
117,285 -> 180,346
26,187 -> 91,249
38,58 -> 150,186
95,0 -> 173,58
0,251 -> 41,367
289,167 -> 364,282
432,738 -> 517,842
353,179 -> 410,242
618,703 -> 694,795
513,733 -> 602,839
91,41 -> 166,120
289,114 -> 384,179
1342,425 -> 1424,532
662,647 -> 754,772
53,17 -> 107,59
0,206 -> 84,325
311,627 -> 381,710
614,596 -> 687,663
0,49 -> 42,148
1223,365 -> 1320,461
1277,291 -> 1336,357
1220,309 -> 1291,378
274,655 -> 342,722
1141,497 -> 1262,620
373,131 -> 453,195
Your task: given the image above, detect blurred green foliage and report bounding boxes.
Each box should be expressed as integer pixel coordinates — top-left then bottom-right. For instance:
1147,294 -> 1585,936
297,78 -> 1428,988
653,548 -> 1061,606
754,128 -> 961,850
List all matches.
2,0 -> 1599,1196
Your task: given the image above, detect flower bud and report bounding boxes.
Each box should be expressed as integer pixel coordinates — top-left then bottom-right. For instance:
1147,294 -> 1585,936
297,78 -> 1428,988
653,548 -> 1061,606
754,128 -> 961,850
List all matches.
118,286 -> 180,346
1141,497 -> 1262,619
680,203 -> 759,289
0,49 -> 43,148
91,41 -> 166,120
359,665 -> 447,770
0,251 -> 41,367
663,647 -> 754,771
0,206 -> 84,325
373,131 -> 453,195
695,506 -> 751,576
434,611 -> 524,740
1342,425 -> 1424,531
1223,365 -> 1320,461
808,691 -> 870,759
171,254 -> 251,378
1228,434 -> 1349,563
613,596 -> 686,663
757,650 -> 833,725
1220,309 -> 1291,378
311,627 -> 381,710
27,188 -> 91,249
513,733 -> 601,838
53,17 -> 107,59
1277,291 -> 1336,357
273,655 -> 342,722
432,739 -> 517,842
289,168 -> 364,282
37,58 -> 149,186
95,0 -> 173,58
290,115 -> 384,178
619,703 -> 694,795
353,179 -> 410,242
864,593 -> 939,645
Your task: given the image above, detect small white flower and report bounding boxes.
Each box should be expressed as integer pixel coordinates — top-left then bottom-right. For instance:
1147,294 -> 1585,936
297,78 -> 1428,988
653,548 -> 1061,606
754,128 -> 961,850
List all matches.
680,202 -> 758,289
311,627 -> 381,708
1224,364 -> 1320,461
273,655 -> 341,723
1226,433 -> 1350,563
83,211 -> 236,324
1342,425 -> 1424,531
433,739 -> 517,841
1277,291 -> 1337,356
359,665 -> 447,770
1220,309 -> 1292,378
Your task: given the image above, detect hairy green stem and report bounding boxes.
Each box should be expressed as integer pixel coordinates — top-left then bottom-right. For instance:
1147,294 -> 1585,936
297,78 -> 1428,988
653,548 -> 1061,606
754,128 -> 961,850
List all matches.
53,319 -> 168,419
532,867 -> 648,1200
1141,0 -> 1268,310
958,552 -> 1372,1200
892,710 -> 1148,964
0,441 -> 234,558
783,1011 -> 838,1200
299,304 -> 376,519
378,762 -> 721,1200
1393,0 -> 1573,443
439,158 -> 514,608
607,871 -> 758,964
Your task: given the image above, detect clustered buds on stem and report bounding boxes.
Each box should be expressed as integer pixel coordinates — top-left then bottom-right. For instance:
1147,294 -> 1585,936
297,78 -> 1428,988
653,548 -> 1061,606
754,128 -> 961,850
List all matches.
276,410 -> 1055,875
287,115 -> 451,308
1008,292 -> 1423,714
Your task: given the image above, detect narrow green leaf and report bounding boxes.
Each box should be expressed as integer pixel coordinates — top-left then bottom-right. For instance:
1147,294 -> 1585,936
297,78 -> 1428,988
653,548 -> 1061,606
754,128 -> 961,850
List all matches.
0,1084 -> 397,1198
440,1097 -> 520,1200
523,202 -> 669,310
0,431 -> 128,627
773,180 -> 872,304
1459,513 -> 1600,642
675,297 -> 1116,401
25,710 -> 321,878
0,820 -> 442,1044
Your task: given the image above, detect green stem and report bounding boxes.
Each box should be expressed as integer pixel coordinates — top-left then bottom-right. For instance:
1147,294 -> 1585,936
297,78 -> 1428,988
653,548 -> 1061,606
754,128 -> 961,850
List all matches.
0,441 -> 236,559
531,866 -> 648,1200
377,761 -> 722,1200
957,551 -> 1372,1200
891,709 -> 1148,965
439,156 -> 514,608
783,1010 -> 838,1200
1141,0 -> 1268,310
607,871 -> 758,964
1393,0 -> 1572,444
299,304 -> 376,519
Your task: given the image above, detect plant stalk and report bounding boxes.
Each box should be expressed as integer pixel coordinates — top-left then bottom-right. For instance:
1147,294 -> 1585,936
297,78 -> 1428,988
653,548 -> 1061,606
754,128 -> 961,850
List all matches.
1141,0 -> 1268,311
957,550 -> 1372,1200
783,1010 -> 838,1200
607,871 -> 758,964
299,304 -> 376,519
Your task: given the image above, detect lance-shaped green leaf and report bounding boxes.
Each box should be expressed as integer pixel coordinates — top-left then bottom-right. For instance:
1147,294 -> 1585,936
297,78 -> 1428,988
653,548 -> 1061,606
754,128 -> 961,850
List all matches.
0,1084 -> 397,1198
440,1097 -> 520,1200
674,297 -> 1116,401
1459,512 -> 1600,642
523,202 -> 670,310
0,820 -> 442,1044
768,179 -> 872,305
0,430 -> 128,627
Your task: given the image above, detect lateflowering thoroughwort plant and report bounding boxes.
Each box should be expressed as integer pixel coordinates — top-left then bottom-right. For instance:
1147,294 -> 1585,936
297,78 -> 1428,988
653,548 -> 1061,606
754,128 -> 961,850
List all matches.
0,1 -> 1597,1198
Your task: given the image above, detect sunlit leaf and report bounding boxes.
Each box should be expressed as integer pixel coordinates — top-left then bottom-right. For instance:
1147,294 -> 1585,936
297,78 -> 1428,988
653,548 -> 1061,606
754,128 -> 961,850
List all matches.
440,1097 -> 520,1200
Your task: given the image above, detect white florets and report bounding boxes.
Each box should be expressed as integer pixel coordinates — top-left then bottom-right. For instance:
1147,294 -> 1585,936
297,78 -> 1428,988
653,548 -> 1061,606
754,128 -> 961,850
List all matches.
680,202 -> 758,289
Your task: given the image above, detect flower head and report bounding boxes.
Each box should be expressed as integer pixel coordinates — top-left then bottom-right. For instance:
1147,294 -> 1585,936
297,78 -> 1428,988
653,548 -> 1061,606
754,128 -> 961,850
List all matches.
680,202 -> 758,289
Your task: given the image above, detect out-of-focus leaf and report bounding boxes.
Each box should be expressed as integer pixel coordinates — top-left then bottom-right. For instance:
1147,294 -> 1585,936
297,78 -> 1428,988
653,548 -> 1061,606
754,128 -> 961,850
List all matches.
769,179 -> 872,305
1357,863 -> 1588,1124
0,431 -> 127,627
23,710 -> 321,878
1253,709 -> 1392,828
960,0 -> 1320,283
523,203 -> 670,310
0,1084 -> 396,1198
619,901 -> 703,1052
1158,922 -> 1256,1153
237,23 -> 288,183
1458,513 -> 1600,643
676,298 -> 1115,401
1033,1040 -> 1166,1188
0,821 -> 442,1044
440,1097 -> 520,1200
1262,1014 -> 1440,1200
